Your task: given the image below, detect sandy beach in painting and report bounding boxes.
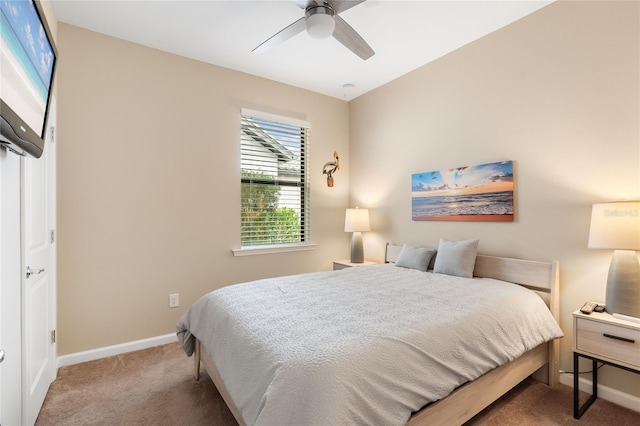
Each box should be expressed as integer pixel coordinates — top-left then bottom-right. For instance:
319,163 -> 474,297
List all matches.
413,214 -> 513,222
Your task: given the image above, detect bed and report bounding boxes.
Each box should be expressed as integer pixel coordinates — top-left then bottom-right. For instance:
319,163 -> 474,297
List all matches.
177,242 -> 562,426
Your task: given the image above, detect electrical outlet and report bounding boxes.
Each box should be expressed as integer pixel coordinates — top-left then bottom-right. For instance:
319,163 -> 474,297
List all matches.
169,293 -> 179,308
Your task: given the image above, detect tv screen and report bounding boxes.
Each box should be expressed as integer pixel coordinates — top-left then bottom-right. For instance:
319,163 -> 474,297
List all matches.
0,0 -> 57,158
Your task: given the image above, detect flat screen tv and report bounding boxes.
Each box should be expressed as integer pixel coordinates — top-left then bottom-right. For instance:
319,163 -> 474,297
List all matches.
0,0 -> 57,159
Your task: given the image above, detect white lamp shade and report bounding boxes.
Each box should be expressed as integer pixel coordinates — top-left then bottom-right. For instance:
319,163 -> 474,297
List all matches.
344,208 -> 370,232
588,201 -> 640,250
306,7 -> 335,39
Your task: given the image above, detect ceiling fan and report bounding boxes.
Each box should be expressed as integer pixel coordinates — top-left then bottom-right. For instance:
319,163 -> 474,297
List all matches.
253,0 -> 375,60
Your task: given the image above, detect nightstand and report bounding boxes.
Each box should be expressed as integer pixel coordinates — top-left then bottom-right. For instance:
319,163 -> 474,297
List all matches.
572,310 -> 640,419
333,260 -> 377,270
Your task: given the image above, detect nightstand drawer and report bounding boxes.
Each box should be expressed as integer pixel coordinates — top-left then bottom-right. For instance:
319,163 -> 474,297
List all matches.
576,318 -> 640,368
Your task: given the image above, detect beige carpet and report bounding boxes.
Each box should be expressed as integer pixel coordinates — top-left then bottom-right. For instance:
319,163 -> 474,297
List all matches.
36,342 -> 639,425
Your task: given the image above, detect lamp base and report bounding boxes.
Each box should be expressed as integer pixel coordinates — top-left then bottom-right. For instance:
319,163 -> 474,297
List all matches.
605,250 -> 640,317
350,232 -> 364,263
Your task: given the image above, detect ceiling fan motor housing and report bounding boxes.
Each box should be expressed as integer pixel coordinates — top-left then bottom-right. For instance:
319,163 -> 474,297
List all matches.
305,5 -> 335,39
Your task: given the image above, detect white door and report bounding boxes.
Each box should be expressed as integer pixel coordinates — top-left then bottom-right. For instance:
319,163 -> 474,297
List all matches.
0,147 -> 23,426
22,100 -> 57,425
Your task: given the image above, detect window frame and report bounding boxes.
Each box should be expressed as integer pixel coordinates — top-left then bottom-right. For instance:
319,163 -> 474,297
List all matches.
233,109 -> 315,256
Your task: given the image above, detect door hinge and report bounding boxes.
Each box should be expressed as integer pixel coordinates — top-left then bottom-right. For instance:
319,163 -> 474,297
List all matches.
51,330 -> 56,344
50,229 -> 55,244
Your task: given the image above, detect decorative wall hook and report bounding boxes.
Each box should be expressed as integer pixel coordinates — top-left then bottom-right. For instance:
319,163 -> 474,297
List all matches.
322,151 -> 340,187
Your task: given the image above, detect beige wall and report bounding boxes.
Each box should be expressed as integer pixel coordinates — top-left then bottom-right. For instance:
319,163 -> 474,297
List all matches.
56,24 -> 351,355
350,1 -> 639,396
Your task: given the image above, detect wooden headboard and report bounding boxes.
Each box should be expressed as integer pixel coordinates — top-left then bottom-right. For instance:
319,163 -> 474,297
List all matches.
384,243 -> 559,316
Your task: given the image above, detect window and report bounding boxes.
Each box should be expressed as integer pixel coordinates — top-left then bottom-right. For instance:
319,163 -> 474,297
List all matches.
240,109 -> 309,248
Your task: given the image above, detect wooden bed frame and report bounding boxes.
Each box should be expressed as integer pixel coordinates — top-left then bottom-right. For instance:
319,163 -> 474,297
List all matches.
193,243 -> 561,426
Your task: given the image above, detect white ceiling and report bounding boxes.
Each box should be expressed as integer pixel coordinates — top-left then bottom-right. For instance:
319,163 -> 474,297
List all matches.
50,0 -> 553,101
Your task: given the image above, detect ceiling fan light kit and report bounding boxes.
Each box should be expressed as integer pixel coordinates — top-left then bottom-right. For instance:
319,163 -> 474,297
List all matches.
306,5 -> 335,39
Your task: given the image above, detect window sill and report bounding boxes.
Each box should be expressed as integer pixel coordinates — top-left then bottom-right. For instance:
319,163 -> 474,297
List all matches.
232,243 -> 318,257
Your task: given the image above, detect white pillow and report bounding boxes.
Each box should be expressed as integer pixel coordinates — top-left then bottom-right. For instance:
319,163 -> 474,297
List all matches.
433,238 -> 479,278
394,244 -> 436,272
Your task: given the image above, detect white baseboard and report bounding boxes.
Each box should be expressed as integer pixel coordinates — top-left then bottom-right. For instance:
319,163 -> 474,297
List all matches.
56,333 -> 178,369
560,372 -> 640,413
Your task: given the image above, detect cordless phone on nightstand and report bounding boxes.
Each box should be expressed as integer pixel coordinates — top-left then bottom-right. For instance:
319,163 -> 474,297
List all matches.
580,301 -> 605,314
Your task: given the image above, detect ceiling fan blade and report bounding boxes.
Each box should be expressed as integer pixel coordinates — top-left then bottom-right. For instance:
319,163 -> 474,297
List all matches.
293,0 -> 319,9
332,15 -> 374,60
327,0 -> 366,15
252,17 -> 307,54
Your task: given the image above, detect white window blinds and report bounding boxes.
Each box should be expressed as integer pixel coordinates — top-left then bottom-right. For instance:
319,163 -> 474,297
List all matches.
240,110 -> 310,247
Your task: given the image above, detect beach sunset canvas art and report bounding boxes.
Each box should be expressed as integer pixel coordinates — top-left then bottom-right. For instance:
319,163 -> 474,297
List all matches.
412,161 -> 514,221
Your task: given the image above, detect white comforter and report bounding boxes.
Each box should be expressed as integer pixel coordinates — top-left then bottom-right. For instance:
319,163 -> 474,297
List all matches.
177,264 -> 563,426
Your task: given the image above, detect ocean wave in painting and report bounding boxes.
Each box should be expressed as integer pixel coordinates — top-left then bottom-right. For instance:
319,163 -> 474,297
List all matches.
412,191 -> 513,218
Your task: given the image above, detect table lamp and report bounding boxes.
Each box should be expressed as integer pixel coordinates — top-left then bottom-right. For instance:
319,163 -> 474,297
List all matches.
588,201 -> 640,317
345,208 -> 370,263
